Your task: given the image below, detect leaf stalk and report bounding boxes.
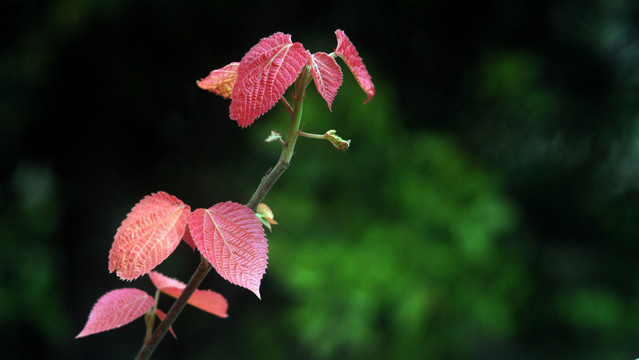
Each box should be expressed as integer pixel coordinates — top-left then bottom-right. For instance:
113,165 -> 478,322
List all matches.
246,67 -> 311,211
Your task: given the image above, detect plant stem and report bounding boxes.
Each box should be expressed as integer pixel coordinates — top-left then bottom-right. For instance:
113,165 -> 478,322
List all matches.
135,256 -> 212,360
143,290 -> 161,341
246,67 -> 311,211
133,68 -> 312,360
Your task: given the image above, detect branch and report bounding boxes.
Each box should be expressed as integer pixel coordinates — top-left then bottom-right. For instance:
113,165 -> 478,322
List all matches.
133,67 -> 312,360
247,68 -> 311,210
135,256 -> 212,360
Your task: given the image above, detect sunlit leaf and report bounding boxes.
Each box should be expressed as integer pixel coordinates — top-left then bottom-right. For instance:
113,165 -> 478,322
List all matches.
189,202 -> 268,298
76,288 -> 154,338
109,192 -> 191,280
309,52 -> 343,110
334,30 -> 375,103
230,32 -> 308,127
149,271 -> 228,318
196,62 -> 239,99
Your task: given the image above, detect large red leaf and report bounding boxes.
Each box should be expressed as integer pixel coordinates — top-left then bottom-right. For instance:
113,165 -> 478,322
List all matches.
148,271 -> 228,318
334,30 -> 375,103
309,52 -> 343,110
196,62 -> 239,99
188,202 -> 268,298
76,288 -> 154,338
229,32 -> 308,127
109,192 -> 191,280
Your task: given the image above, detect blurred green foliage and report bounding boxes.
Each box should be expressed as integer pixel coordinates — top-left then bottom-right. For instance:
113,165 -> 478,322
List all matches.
249,78 -> 527,359
4,0 -> 639,359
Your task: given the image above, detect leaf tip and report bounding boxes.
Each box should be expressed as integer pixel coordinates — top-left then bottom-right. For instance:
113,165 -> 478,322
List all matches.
253,288 -> 262,300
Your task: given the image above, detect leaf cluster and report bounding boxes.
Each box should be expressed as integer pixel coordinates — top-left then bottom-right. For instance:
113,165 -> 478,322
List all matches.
77,30 -> 375,353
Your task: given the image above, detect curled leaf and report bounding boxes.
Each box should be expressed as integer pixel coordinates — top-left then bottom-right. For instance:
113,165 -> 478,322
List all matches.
230,32 -> 308,127
256,203 -> 277,231
149,271 -> 228,318
109,191 -> 191,281
76,288 -> 154,338
264,130 -> 284,144
308,52 -> 343,110
324,129 -> 351,151
334,30 -> 375,103
197,62 -> 239,99
189,202 -> 268,298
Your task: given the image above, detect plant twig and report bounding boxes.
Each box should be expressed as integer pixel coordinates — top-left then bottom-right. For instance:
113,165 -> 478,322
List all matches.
133,67 -> 312,360
247,68 -> 311,210
297,131 -> 325,140
135,255 -> 212,360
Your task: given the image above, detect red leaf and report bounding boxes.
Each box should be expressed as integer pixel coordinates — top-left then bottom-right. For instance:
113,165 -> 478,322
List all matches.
196,62 -> 239,99
154,309 -> 178,339
109,192 -> 191,280
76,288 -> 154,338
149,271 -> 228,318
334,30 -> 375,103
230,32 -> 308,127
188,202 -> 268,298
308,52 -> 343,110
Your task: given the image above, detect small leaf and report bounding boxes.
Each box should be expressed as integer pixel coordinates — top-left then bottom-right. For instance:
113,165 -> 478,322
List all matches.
256,203 -> 278,231
76,288 -> 154,338
149,271 -> 229,318
334,30 -> 375,103
109,192 -> 191,281
155,309 -> 178,339
324,129 -> 351,151
196,62 -> 239,99
264,130 -> 284,144
230,32 -> 308,127
189,202 -> 268,298
308,52 -> 343,110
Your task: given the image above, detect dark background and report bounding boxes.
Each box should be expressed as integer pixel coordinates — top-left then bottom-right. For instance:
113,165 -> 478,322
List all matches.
3,0 -> 639,359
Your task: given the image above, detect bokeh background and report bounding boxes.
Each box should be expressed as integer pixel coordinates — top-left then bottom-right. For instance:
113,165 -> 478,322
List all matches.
3,0 -> 639,359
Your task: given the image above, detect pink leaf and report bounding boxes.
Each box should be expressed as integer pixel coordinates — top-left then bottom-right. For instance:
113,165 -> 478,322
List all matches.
109,191 -> 191,281
334,30 -> 375,103
196,62 -> 239,99
188,202 -> 268,298
76,288 -> 154,338
149,271 -> 229,318
230,32 -> 308,127
155,309 -> 178,339
308,52 -> 343,110
149,270 -> 184,289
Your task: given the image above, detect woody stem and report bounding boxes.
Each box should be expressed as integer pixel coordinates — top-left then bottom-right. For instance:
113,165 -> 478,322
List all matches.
134,67 -> 312,360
